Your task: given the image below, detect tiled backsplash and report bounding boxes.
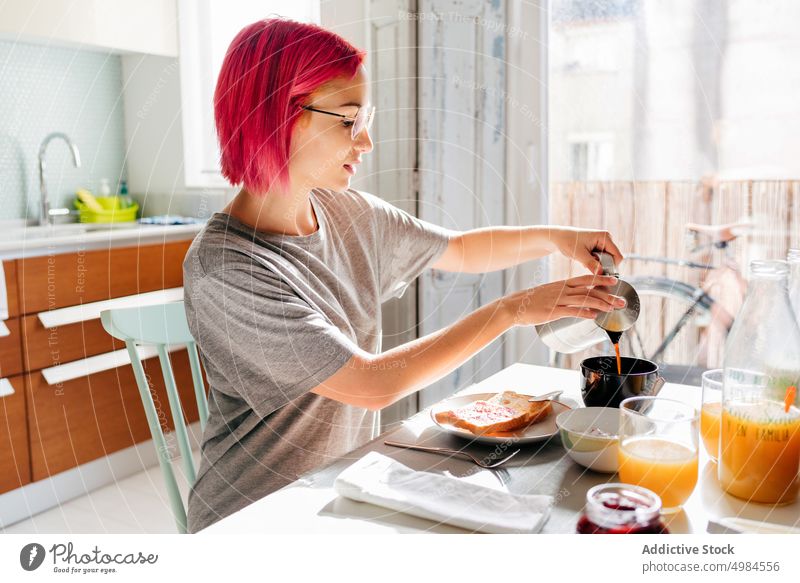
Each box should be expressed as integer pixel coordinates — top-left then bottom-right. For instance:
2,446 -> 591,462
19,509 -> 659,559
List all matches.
132,190 -> 234,220
0,39 -> 126,221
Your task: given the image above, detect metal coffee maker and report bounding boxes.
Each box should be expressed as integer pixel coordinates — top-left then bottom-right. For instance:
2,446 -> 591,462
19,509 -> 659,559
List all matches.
535,252 -> 641,353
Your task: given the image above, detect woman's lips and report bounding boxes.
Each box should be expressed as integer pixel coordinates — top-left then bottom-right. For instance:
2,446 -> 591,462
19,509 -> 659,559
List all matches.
343,163 -> 356,176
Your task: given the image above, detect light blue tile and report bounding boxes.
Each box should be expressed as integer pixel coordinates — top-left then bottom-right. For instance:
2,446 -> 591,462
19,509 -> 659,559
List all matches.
0,39 -> 126,221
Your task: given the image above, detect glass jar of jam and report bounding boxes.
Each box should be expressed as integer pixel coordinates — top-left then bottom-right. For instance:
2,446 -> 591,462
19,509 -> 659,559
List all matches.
576,483 -> 669,534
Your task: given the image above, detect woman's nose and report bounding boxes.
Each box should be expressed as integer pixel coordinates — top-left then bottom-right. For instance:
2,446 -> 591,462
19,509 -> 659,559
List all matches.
354,127 -> 373,153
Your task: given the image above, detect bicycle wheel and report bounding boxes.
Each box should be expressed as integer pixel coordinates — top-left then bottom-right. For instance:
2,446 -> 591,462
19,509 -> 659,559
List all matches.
621,276 -> 734,384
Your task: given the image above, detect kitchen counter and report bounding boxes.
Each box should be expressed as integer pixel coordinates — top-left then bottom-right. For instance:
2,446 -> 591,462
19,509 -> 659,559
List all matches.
0,222 -> 204,259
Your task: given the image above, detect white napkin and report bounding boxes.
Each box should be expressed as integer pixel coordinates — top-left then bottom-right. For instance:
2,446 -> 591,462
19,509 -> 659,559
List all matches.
334,451 -> 553,534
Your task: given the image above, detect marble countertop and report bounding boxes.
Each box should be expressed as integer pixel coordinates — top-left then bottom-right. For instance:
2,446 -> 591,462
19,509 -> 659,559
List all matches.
0,222 -> 204,259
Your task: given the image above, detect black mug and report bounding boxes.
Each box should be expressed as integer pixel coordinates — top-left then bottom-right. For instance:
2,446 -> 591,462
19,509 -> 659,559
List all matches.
580,356 -> 665,408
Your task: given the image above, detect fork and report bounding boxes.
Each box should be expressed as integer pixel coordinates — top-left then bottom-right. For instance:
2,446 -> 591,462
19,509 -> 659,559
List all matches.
384,440 -> 521,469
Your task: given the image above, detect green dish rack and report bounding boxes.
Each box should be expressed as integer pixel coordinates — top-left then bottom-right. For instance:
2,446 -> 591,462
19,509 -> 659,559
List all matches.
74,196 -> 139,223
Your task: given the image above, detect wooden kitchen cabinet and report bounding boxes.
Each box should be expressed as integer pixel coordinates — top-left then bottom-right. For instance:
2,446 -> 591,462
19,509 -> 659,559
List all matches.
0,375 -> 31,494
1,260 -> 27,495
2,238 -> 202,491
0,318 -> 23,378
3,260 -> 19,317
17,240 -> 190,314
21,316 -> 124,372
27,349 -> 201,481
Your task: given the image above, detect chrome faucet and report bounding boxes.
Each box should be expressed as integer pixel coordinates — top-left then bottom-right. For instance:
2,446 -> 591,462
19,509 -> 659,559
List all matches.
38,132 -> 81,226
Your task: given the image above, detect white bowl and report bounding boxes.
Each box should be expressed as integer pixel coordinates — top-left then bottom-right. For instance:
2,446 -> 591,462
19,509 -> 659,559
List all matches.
555,407 -> 620,473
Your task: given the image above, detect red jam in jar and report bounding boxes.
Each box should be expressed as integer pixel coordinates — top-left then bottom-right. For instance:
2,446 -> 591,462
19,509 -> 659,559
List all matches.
576,483 -> 669,534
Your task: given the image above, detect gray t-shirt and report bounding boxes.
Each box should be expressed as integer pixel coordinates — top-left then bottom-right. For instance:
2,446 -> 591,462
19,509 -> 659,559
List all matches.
183,187 -> 452,532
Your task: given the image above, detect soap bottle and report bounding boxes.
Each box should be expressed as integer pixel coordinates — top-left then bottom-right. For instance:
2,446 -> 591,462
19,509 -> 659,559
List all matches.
99,178 -> 111,199
119,180 -> 133,209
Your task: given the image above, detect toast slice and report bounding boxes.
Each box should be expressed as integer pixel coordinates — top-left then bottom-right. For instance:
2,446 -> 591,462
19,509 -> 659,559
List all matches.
435,391 -> 553,435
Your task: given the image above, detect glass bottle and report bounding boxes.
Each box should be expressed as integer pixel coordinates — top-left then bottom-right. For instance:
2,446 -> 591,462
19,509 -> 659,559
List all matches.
719,260 -> 800,504
789,248 -> 800,325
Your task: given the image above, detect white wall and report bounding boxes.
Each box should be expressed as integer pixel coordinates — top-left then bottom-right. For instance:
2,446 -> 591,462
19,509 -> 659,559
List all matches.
120,52 -> 234,217
320,0 -> 370,51
121,55 -> 185,197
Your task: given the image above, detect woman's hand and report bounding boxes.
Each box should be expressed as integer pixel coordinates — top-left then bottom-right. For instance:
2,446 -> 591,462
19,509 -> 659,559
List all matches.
502,274 -> 626,326
547,227 -> 625,275
314,273 -> 625,410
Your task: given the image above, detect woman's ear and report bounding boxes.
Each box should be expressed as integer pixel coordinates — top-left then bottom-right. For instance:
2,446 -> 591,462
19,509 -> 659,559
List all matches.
294,109 -> 312,131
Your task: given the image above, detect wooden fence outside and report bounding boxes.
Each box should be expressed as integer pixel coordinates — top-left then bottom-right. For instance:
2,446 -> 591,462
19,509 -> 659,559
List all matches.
548,180 -> 800,370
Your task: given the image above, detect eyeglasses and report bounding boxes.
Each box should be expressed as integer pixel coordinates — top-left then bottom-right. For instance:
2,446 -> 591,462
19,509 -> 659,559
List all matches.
300,104 -> 375,140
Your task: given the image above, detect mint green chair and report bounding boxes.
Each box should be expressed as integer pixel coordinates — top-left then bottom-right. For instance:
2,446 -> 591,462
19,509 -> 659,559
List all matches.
100,301 -> 208,533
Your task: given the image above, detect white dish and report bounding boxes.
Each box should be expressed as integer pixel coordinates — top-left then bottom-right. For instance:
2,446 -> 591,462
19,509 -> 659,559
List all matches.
555,407 -> 620,473
430,392 -> 574,444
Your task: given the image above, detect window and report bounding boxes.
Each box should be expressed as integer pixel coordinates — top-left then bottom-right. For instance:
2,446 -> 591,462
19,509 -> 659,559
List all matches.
568,135 -> 614,181
547,0 -> 800,382
177,0 -> 320,188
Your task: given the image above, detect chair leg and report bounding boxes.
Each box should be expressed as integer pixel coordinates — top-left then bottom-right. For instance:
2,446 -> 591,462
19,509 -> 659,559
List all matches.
125,341 -> 188,533
156,344 -> 197,485
186,341 -> 209,431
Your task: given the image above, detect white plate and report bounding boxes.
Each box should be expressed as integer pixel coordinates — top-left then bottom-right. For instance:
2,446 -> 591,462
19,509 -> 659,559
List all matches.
430,392 -> 575,444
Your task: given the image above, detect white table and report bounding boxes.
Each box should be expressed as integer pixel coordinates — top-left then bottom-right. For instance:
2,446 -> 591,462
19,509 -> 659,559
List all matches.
201,363 -> 800,534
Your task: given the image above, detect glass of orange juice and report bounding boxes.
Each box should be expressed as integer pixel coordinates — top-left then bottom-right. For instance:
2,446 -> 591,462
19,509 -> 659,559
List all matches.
701,369 -> 723,462
618,396 -> 699,513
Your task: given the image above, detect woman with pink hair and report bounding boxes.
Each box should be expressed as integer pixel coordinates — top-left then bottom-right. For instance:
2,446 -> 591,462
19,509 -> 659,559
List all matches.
183,17 -> 625,532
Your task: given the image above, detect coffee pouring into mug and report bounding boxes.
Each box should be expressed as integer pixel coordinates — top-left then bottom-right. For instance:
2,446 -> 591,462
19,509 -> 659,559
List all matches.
535,251 -> 641,355
536,252 -> 665,407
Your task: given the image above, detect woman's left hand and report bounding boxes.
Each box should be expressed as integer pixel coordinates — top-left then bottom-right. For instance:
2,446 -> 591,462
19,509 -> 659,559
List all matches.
548,227 -> 625,275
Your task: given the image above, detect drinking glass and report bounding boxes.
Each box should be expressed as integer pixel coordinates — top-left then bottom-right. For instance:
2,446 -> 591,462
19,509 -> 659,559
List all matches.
700,369 -> 723,462
618,396 -> 699,513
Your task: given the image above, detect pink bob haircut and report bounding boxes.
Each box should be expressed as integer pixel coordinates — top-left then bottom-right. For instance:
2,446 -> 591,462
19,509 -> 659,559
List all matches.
214,18 -> 365,195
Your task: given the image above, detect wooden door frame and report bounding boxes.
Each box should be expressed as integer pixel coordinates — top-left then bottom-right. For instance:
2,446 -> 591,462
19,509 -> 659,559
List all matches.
504,0 -> 550,367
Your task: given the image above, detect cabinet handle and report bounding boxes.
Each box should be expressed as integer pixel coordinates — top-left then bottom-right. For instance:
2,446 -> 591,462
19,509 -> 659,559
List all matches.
37,287 -> 183,328
0,378 -> 14,397
40,344 -> 185,385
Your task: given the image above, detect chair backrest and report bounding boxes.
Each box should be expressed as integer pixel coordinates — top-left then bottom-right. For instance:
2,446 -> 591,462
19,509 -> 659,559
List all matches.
100,300 -> 208,533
